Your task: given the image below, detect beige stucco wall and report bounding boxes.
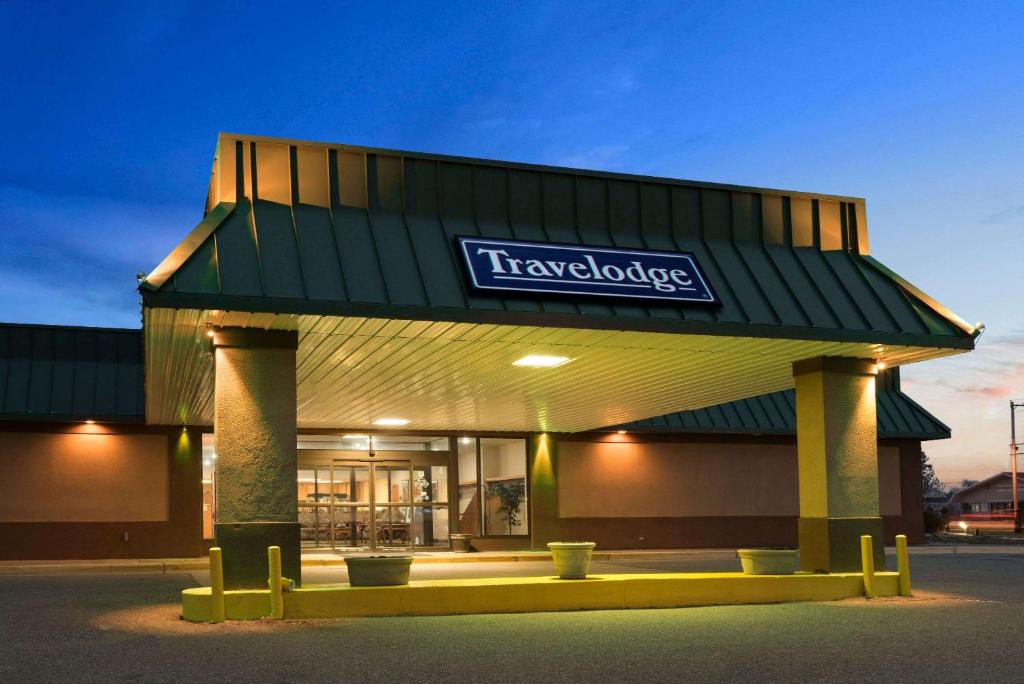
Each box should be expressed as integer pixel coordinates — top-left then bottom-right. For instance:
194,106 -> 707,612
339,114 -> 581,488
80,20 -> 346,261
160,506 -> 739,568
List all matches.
214,345 -> 298,523
557,441 -> 901,518
0,432 -> 168,522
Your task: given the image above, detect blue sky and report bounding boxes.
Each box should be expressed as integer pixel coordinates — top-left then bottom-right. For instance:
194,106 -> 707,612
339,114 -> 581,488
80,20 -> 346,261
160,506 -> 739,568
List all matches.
1,1 -> 1021,483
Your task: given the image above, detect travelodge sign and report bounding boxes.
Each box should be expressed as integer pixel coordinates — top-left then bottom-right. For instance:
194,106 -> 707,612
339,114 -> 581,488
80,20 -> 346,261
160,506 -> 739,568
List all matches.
456,237 -> 718,305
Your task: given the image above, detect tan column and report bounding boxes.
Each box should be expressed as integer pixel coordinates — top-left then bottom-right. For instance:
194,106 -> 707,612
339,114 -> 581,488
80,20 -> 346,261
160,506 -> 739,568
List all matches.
794,357 -> 884,572
212,327 -> 300,589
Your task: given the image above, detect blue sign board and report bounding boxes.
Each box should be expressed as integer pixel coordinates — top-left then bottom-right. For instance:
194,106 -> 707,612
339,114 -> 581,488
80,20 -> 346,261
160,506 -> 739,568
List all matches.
456,237 -> 718,305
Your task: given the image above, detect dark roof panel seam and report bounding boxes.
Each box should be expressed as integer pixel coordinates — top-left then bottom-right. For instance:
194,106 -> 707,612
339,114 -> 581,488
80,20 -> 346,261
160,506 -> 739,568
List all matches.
731,245 -> 784,325
817,252 -> 877,331
790,249 -> 846,330
245,202 -> 268,297
799,249 -> 869,331
760,247 -> 813,327
764,248 -> 839,329
832,253 -> 902,332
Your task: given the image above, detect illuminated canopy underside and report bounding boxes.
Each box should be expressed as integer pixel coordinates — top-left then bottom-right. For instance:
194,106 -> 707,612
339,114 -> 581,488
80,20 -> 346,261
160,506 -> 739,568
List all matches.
144,307 -> 964,432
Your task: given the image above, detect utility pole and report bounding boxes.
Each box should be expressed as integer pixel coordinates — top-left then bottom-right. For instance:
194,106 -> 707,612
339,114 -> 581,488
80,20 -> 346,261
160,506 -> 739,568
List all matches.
1012,401 -> 1023,533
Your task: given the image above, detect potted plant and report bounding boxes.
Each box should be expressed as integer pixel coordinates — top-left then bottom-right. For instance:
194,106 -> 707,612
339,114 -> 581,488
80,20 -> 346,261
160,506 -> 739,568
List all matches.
488,481 -> 526,535
449,533 -> 473,553
344,556 -> 413,586
547,541 -> 597,579
736,548 -> 798,575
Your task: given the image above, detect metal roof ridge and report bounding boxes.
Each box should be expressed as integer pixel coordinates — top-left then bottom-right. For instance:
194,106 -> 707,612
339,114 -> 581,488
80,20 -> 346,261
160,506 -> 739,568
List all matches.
216,131 -> 868,204
858,255 -> 979,338
140,201 -> 236,292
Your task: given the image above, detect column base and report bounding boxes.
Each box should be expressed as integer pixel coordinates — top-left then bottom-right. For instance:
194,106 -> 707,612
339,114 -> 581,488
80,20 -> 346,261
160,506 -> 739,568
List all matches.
215,521 -> 301,589
798,517 -> 885,573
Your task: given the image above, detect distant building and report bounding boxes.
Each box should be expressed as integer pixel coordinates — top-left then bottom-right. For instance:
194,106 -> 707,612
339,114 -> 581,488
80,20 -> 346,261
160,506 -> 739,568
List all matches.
949,473 -> 1024,519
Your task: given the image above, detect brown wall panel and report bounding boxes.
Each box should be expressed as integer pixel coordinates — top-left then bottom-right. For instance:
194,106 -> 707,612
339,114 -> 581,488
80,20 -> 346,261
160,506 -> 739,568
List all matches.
531,436 -> 922,550
0,432 -> 168,522
0,423 -> 203,560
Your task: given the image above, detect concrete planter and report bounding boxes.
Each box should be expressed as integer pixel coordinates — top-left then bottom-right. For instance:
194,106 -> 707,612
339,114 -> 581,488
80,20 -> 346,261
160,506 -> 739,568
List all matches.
548,542 -> 597,579
449,534 -> 473,553
344,556 -> 413,586
737,549 -> 798,575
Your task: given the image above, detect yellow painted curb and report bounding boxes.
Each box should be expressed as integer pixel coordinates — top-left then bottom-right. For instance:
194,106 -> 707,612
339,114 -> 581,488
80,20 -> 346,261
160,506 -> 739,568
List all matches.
181,571 -> 903,622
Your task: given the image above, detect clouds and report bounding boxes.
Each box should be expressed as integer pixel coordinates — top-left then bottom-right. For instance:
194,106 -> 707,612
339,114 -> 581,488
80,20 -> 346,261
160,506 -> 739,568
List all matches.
903,332 -> 1024,483
0,183 -> 194,328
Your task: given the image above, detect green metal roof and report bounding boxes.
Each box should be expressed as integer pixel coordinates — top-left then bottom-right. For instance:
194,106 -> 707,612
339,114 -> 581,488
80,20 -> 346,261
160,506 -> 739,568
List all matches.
0,323 -> 144,422
140,134 -> 976,351
615,367 -> 950,440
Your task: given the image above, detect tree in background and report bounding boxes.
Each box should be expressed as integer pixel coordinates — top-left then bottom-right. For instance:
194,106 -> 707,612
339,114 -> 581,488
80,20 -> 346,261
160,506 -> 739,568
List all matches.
921,450 -> 946,497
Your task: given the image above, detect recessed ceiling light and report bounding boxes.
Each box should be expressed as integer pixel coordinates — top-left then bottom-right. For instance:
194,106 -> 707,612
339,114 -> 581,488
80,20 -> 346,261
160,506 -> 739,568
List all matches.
513,354 -> 572,368
373,418 -> 409,427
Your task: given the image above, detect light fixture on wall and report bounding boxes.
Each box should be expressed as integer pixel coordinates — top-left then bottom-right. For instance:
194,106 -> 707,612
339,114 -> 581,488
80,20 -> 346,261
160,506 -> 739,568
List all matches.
85,419 -> 96,425
512,354 -> 572,368
617,430 -> 627,435
373,418 -> 409,427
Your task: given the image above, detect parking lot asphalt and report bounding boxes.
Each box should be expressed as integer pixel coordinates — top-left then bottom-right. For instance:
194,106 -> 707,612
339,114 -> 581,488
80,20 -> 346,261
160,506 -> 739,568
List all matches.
2,552 -> 1022,683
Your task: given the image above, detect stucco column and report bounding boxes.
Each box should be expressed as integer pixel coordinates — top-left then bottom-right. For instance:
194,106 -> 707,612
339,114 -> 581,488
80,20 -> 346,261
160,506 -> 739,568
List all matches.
212,327 -> 300,589
794,357 -> 884,572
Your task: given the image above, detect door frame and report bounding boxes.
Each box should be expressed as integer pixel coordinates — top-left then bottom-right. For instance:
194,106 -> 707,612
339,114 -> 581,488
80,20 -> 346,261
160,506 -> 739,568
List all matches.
298,448 -> 452,552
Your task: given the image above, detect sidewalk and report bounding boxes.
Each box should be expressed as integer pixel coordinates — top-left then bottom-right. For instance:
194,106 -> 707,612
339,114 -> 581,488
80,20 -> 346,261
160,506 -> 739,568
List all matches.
2,544 -> 1022,575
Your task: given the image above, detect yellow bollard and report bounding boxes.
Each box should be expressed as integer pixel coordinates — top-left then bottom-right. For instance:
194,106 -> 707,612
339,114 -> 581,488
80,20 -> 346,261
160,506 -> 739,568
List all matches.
268,546 -> 284,619
209,547 -> 226,623
860,535 -> 875,599
895,534 -> 912,596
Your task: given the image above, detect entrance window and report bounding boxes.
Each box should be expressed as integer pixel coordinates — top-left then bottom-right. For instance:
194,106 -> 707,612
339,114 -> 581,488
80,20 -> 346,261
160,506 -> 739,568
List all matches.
456,437 -> 528,537
481,439 -> 528,536
457,437 -> 480,535
202,433 -> 215,540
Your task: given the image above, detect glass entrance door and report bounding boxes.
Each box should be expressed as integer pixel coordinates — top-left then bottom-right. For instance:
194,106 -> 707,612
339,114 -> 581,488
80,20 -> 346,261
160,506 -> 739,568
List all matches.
331,461 -> 372,549
298,442 -> 452,551
368,461 -> 414,551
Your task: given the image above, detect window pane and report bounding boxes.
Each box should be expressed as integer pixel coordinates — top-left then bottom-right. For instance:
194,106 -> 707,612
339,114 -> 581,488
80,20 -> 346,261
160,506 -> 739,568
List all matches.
371,435 -> 450,451
480,439 -> 528,536
414,506 -> 449,547
414,464 -> 448,503
374,464 -> 411,503
296,434 -> 370,451
202,433 -> 215,539
457,438 -> 479,535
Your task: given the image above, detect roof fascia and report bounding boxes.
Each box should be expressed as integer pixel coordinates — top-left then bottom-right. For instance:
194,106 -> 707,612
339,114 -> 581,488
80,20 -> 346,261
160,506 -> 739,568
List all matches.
859,255 -> 978,338
139,202 -> 236,292
139,292 -> 976,351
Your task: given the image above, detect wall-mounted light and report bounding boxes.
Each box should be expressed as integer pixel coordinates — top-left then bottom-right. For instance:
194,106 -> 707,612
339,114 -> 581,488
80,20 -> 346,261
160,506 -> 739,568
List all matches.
85,419 -> 96,425
617,430 -> 627,435
460,437 -> 472,445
